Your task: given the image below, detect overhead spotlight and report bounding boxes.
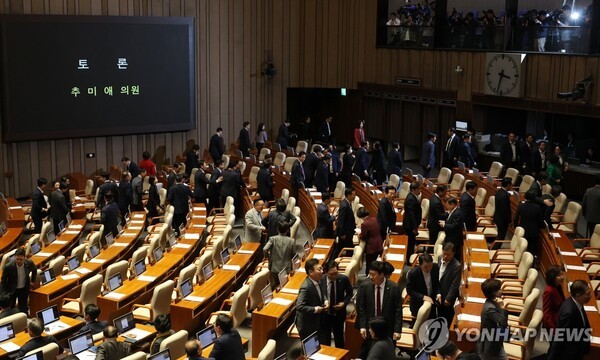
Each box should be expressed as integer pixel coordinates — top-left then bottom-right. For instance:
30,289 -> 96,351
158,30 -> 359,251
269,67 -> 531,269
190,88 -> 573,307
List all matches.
570,11 -> 580,20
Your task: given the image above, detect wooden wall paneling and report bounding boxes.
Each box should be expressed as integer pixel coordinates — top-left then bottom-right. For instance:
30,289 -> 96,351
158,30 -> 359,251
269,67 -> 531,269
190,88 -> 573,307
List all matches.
326,0 -> 339,87
422,50 -> 434,88
288,0 -> 300,87
66,0 -> 77,15
218,0 -> 230,135
90,0 -> 101,15
83,138 -> 96,175
31,0 -> 44,13
106,0 -> 119,15
313,0 -> 323,88
355,0 -> 366,84
95,137 -> 107,172
364,0 -> 377,83
271,0 -> 284,126
2,144 -> 12,195
207,0 -> 220,139
250,0 -> 260,131
457,52 -> 470,101
17,143 -> 32,194
37,140 -> 53,181
111,136 -> 124,167
303,0 -> 316,87
9,0 -> 23,13
231,0 -> 243,127
387,98 -> 403,142
28,142 -> 39,190
48,0 -> 63,14
584,57 -> 599,105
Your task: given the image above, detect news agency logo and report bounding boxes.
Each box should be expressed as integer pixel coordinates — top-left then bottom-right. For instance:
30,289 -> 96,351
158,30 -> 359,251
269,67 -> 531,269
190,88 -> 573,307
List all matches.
418,318 -> 449,352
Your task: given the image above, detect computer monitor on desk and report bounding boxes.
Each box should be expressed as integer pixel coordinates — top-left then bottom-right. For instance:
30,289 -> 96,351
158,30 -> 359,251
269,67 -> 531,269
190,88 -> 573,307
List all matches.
203,263 -> 214,281
107,273 -> 123,292
16,351 -> 43,360
134,259 -> 146,277
278,269 -> 288,289
301,331 -> 321,359
261,285 -> 273,306
196,326 -> 217,348
180,277 -> 193,299
0,323 -> 15,342
66,255 -> 80,272
221,248 -> 230,265
40,268 -> 56,285
148,349 -> 171,360
113,312 -> 136,335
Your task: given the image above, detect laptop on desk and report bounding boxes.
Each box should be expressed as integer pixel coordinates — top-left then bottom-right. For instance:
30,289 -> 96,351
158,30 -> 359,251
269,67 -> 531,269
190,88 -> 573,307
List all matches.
68,330 -> 96,359
16,350 -> 43,360
278,269 -> 288,289
46,230 -> 56,245
291,254 -> 301,272
196,326 -> 217,349
153,247 -> 164,263
37,305 -> 69,335
66,212 -> 72,225
148,349 -> 171,360
58,221 -> 66,234
104,233 -> 114,247
261,284 -> 273,306
0,222 -> 6,237
89,243 -> 100,259
30,241 -> 42,256
233,235 -> 242,252
40,268 -> 56,286
302,331 -> 326,360
221,248 -> 230,265
203,263 -> 214,282
106,273 -> 123,293
113,312 -> 142,340
0,323 -> 15,342
66,255 -> 80,272
116,223 -> 124,236
134,259 -> 146,277
179,277 -> 194,299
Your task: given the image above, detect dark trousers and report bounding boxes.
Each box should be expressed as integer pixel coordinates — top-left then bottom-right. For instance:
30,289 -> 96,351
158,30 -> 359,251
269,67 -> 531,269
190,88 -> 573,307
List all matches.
494,223 -> 509,250
172,213 -> 187,236
32,215 -> 43,234
423,166 -> 432,178
130,203 -> 144,212
405,228 -> 417,262
194,196 -> 206,206
10,287 -> 29,314
323,314 -> 345,348
438,304 -> 455,328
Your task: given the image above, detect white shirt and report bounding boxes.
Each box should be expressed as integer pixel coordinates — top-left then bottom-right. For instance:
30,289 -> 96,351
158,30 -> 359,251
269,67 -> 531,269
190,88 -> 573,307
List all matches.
540,150 -> 546,168
386,18 -> 401,26
511,142 -> 517,162
373,279 -> 386,316
16,264 -> 26,289
439,261 -> 447,281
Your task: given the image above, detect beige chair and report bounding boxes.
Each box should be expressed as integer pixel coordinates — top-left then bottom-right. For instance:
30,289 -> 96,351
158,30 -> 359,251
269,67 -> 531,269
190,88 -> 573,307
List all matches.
258,339 -> 277,360
174,264 -> 197,299
129,246 -> 149,276
519,175 -> 535,194
39,222 -> 53,246
132,280 -> 175,322
258,148 -> 271,162
159,330 -> 189,359
286,197 -> 297,213
0,249 -> 17,270
502,268 -> 539,308
211,235 -> 226,268
248,269 -> 272,311
490,237 -> 528,266
221,154 -> 230,169
576,224 -> 600,262
474,187 -> 488,208
489,227 -> 525,256
430,167 -> 451,184
290,207 -> 301,240
447,173 -> 465,194
158,188 -> 168,208
195,250 -> 214,284
397,302 -> 432,351
542,183 -> 551,195
284,157 -> 297,173
61,274 -> 103,316
48,256 -> 66,278
296,141 -> 309,154
70,243 -> 87,264
25,235 -> 41,257
507,288 -> 540,328
104,260 -> 128,289
492,249 -> 533,279
0,312 -> 27,333
344,259 -> 360,286
501,268 -> 538,296
207,284 -> 250,328
388,174 -> 401,189
505,168 -> 520,185
24,342 -> 59,360
556,201 -> 581,236
488,161 -> 503,178
504,309 -> 543,360
249,166 -> 260,187
416,198 -> 430,241
273,152 -> 286,167
477,196 -> 498,238
552,192 -> 568,215
120,352 -> 148,360
331,181 -> 346,205
280,189 -> 290,203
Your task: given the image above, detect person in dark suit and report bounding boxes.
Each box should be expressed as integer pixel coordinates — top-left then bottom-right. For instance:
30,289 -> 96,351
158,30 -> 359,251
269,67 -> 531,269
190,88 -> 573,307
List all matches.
459,134 -> 476,168
335,187 -> 357,254
167,174 -> 193,236
117,172 -> 133,224
145,176 -> 161,222
1,248 -> 37,313
299,116 -> 312,142
340,145 -> 355,188
263,222 -> 295,288
532,140 -> 548,177
353,141 -> 370,181
121,157 -> 140,178
318,116 -> 333,145
150,314 -> 174,355
238,122 -> 251,157
529,172 -> 546,198
428,185 -> 448,244
130,169 -> 146,212
18,318 -> 63,357
436,243 -> 461,326
296,259 -> 329,344
407,253 -> 440,318
370,141 -> 386,185
324,145 -> 341,191
49,182 -> 69,234
493,178 -> 513,249
262,198 -> 297,237
356,261 -> 402,357
387,142 -> 403,176
548,280 -> 592,360
316,194 -> 336,239
167,163 -> 182,190
193,160 -> 209,204
443,128 -> 460,169
96,326 -> 132,360
100,192 -> 120,239
209,127 -> 225,163
276,120 -> 292,149
514,189 -> 544,257
219,161 -> 245,208
185,339 -> 215,360
366,317 -> 396,360
256,161 -> 274,202
477,278 -> 509,360
520,134 -> 535,175
209,314 -> 245,360
314,155 -> 331,194
31,177 -> 48,234
421,133 -> 437,178
582,175 -> 600,237
96,172 -> 119,208
321,261 -> 353,348
441,198 -> 464,261
0,292 -> 19,320
377,186 -> 396,241
358,208 -> 383,275
543,266 -> 566,330
542,186 -> 560,228
403,182 -> 422,260
460,181 -> 478,231
77,304 -> 108,336
500,132 -> 520,170
207,160 -> 224,215
290,151 -> 306,200
303,146 -> 322,188
185,145 -> 201,172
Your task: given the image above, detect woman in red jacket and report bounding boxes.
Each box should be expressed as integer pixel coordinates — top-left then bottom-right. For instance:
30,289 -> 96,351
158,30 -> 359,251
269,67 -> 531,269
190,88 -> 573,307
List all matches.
353,120 -> 366,149
542,265 -> 565,329
358,207 -> 383,275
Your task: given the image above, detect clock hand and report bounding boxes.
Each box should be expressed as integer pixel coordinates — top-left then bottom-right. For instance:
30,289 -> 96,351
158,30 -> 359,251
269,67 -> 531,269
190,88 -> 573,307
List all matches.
500,72 -> 511,80
496,70 -> 505,92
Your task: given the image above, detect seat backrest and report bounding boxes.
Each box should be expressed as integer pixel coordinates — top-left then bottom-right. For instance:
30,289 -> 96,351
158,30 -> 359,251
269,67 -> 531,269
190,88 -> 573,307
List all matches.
333,181 -> 345,199
25,234 -> 41,257
437,167 -> 452,184
541,184 -> 551,195
80,274 -> 103,314
296,140 -> 308,154
158,188 -> 168,207
286,197 -> 296,212
121,352 -> 148,360
258,148 -> 271,161
195,250 -> 213,283
150,280 -> 175,321
25,342 -> 59,360
274,152 -> 286,167
238,161 -> 246,174
489,161 -> 503,178
0,249 -> 17,270
517,252 -> 534,280
421,198 -> 430,219
129,246 -> 149,275
249,166 -> 260,185
284,157 -> 297,173
40,221 -> 53,246
85,179 -> 95,197
290,213 -> 301,239
475,187 -> 487,208
520,175 -> 534,194
484,196 -> 495,217
71,243 -> 87,264
413,302 -> 432,334
388,174 -> 401,190
525,310 -> 543,355
49,256 -> 66,278
522,268 -> 538,298
178,263 -> 197,290
564,201 -> 582,223
212,236 -> 225,267
591,224 -> 600,248
554,193 -> 567,214
258,339 -> 277,360
281,189 -> 289,203
159,329 -> 189,359
87,231 -> 102,252
0,312 -> 27,333
344,259 -> 359,286
222,155 -> 230,169
398,181 -> 410,201
513,238 -> 528,263
230,284 -> 250,328
509,228 -> 524,251
105,260 -> 128,288
248,269 -> 271,311
221,224 -> 233,249
505,168 -> 519,185
449,173 -> 465,191
142,176 -> 150,192
518,288 -> 540,326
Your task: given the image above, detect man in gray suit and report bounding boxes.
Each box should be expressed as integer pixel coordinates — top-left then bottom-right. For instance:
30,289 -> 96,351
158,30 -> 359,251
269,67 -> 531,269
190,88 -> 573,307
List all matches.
130,168 -> 146,211
436,242 -> 462,327
95,326 -> 132,360
244,199 -> 265,243
295,258 -> 329,344
582,175 -> 600,237
263,221 -> 296,288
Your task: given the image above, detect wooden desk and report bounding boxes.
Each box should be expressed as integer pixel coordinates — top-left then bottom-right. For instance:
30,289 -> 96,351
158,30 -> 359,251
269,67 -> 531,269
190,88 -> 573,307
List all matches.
251,239 -> 335,357
6,198 -> 25,228
169,243 -> 261,332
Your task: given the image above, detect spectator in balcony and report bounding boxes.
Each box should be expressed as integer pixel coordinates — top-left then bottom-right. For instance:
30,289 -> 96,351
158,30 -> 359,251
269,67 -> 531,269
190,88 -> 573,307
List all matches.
386,12 -> 401,26
535,11 -> 550,52
482,10 -> 497,50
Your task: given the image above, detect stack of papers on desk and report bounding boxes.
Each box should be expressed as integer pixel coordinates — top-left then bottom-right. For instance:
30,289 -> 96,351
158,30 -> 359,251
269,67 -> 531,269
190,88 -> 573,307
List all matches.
0,342 -> 19,352
104,292 -> 125,300
133,214 -> 144,219
271,298 -> 293,306
175,243 -> 192,249
237,249 -> 253,255
389,244 -> 406,249
185,296 -> 205,302
89,258 -> 106,264
386,253 -> 404,262
280,288 -> 299,295
466,234 -> 485,241
184,233 -> 200,240
62,274 -> 80,280
223,265 -> 241,271
313,244 -> 329,249
466,297 -> 486,304
138,275 -> 157,282
75,268 -> 92,274
457,314 -> 481,322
